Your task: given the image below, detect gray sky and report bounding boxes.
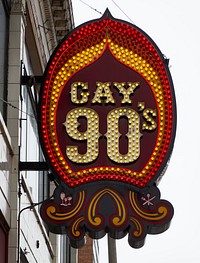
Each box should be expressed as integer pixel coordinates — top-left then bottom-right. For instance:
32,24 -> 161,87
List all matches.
72,1 -> 200,262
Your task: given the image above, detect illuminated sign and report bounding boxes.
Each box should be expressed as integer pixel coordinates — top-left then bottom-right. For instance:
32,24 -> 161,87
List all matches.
39,10 -> 176,248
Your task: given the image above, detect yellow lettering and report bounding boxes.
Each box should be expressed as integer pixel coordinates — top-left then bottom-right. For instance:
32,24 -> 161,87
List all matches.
106,107 -> 142,163
114,82 -> 140,104
70,82 -> 89,104
63,108 -> 100,163
142,109 -> 157,131
92,82 -> 115,104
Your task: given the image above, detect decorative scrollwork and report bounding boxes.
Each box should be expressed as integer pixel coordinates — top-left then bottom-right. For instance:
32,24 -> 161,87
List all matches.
88,188 -> 126,227
72,217 -> 84,237
11,0 -> 26,13
130,217 -> 143,237
129,191 -> 168,221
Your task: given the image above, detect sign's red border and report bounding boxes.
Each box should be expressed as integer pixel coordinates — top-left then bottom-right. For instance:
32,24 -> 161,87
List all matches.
39,10 -> 176,191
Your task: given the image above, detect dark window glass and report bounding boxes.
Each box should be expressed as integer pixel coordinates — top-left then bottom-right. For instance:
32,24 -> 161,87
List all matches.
0,0 -> 9,120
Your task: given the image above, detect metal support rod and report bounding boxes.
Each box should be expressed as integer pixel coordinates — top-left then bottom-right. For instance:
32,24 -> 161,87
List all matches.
19,161 -> 49,171
20,75 -> 43,86
107,235 -> 117,263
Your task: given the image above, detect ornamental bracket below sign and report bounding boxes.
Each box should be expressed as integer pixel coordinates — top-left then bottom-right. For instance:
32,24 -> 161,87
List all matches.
40,184 -> 173,248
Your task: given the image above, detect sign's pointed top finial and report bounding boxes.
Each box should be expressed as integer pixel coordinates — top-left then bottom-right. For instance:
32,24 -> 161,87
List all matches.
102,8 -> 113,19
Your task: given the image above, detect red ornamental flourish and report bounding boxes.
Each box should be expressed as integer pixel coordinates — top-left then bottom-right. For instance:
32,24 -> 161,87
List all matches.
39,9 -> 176,190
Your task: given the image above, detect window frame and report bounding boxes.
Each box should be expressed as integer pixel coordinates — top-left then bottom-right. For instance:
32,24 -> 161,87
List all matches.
0,211 -> 9,263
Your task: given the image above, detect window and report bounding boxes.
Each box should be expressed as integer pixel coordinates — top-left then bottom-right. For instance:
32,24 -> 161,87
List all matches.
20,63 -> 50,204
0,0 -> 9,120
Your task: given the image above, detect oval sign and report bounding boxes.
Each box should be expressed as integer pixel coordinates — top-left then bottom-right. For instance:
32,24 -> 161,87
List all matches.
39,10 -> 176,190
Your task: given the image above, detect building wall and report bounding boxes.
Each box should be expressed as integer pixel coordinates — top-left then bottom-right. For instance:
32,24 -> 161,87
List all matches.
78,236 -> 99,263
0,0 -> 75,262
78,236 -> 93,263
